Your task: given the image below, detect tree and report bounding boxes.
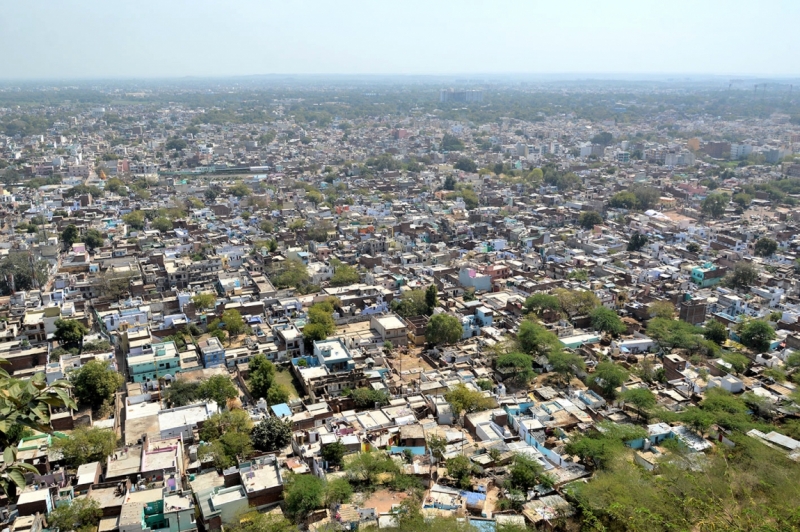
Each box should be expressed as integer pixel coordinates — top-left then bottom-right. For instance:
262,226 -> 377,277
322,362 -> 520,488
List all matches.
227,511 -> 295,532
425,284 -> 439,313
443,175 -> 456,190
285,473 -> 325,520
325,477 -> 353,506
523,293 -> 561,316
230,181 -> 251,197
0,253 -> 49,294
391,289 -> 429,317
251,416 -> 292,452
620,388 -> 656,420
152,216 -> 172,233
507,453 -> 554,492
351,387 -> 389,409
52,427 -> 116,467
344,450 -> 399,485
426,435 -> 447,462
454,157 -> 477,173
122,210 -> 146,231
321,440 -> 348,468
517,319 -> 560,357
272,259 -> 310,289
547,350 -> 585,383
552,288 -> 600,317
83,229 -> 105,251
589,362 -> 628,398
441,134 -> 465,151
426,314 -> 462,346
165,138 -> 188,151
591,131 -> 613,146
646,318 -> 703,351
704,320 -> 728,345
630,184 -> 660,210
248,354 -> 276,400
46,496 -> 102,532
221,309 -> 245,337
754,237 -> 778,257
54,319 -> 88,349
71,360 -> 123,411
60,224 -> 80,249
590,307 -> 626,335
648,301 -> 675,319
578,210 -> 603,229
701,192 -> 730,218
686,242 -> 701,253
733,192 -> 752,209
608,191 -> 638,209
199,410 -> 253,442
191,293 -> 216,311
496,352 -> 536,388
446,455 -> 474,489
198,374 -> 238,409
266,384 -> 289,406
164,379 -> 202,407
445,383 -> 493,417
725,262 -> 759,290
721,352 -> 750,375
627,233 -> 648,252
737,319 -> 776,352
330,262 -> 359,286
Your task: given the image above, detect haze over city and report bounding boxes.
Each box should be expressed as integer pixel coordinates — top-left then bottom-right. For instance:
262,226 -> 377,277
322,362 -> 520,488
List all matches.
1,0 -> 799,79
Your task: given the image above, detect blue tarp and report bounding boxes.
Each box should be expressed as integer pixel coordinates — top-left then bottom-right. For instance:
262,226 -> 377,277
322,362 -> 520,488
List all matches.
271,403 -> 292,418
461,491 -> 487,506
390,446 -> 427,456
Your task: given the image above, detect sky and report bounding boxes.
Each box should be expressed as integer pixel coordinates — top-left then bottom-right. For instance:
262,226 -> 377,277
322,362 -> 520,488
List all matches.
1,0 -> 798,80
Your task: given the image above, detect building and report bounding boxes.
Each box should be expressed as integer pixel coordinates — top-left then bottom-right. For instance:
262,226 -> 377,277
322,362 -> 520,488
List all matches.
680,298 -> 708,325
128,340 -> 182,383
198,337 -> 226,368
439,89 -> 483,103
691,263 -> 725,287
370,314 -> 408,347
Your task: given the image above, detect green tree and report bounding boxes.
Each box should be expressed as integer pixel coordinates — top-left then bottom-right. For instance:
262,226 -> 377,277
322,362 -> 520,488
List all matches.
446,455 -> 474,489
83,229 -> 105,251
701,192 -> 730,218
54,319 -> 88,349
552,288 -> 600,317
589,362 -> 629,398
733,192 -> 753,209
71,360 -> 123,410
230,181 -> 251,197
720,352 -> 750,375
646,318 -> 703,351
725,261 -> 759,290
704,320 -> 728,345
391,289 -> 430,317
754,237 -> 778,257
344,450 -> 399,485
46,496 -> 102,532
441,134 -> 465,151
627,232 -> 648,252
445,383 -> 493,417
191,292 -> 216,311
648,300 -> 675,319
152,216 -> 172,232
546,350 -> 585,383
590,307 -> 626,335
330,262 -> 360,286
52,427 -> 116,467
578,210 -> 603,229
221,308 -> 245,337
226,511 -> 295,532
737,319 -> 775,352
686,242 -> 701,253
351,387 -> 389,409
443,175 -> 456,191
321,440 -> 348,468
426,314 -> 462,346
325,477 -> 353,506
251,416 -> 292,452
523,293 -> 561,316
165,138 -> 188,151
199,410 -> 253,442
608,191 -> 638,209
506,453 -> 554,492
454,158 -> 477,173
425,284 -> 439,313
517,319 -> 560,357
272,259 -> 310,289
198,374 -> 238,409
122,210 -> 146,230
496,352 -> 536,388
164,379 -> 202,407
620,388 -> 656,420
266,384 -> 289,405
60,224 -> 80,249
248,354 -> 276,400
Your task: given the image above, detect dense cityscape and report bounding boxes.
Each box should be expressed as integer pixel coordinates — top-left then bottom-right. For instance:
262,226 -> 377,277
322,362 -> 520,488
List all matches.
1,77 -> 800,532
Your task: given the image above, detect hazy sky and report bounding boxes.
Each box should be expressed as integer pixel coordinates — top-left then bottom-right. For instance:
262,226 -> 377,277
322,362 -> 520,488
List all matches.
2,0 -> 798,80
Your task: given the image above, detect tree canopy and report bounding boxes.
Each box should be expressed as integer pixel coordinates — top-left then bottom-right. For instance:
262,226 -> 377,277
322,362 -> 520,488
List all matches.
71,360 -> 123,411
426,313 -> 462,346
